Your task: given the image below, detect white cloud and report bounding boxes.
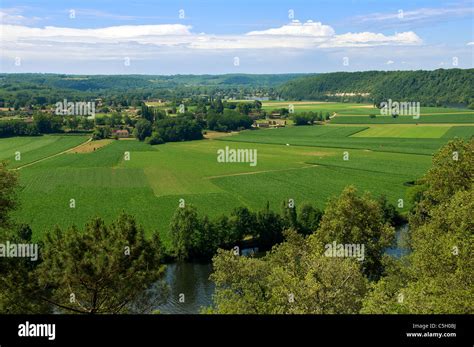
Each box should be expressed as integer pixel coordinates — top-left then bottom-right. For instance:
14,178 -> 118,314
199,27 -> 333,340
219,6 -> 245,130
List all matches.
0,21 -> 422,52
0,8 -> 28,24
320,31 -> 421,48
355,5 -> 474,25
467,41 -> 474,46
0,20 -> 426,70
1,24 -> 192,42
386,60 -> 394,65
246,20 -> 335,37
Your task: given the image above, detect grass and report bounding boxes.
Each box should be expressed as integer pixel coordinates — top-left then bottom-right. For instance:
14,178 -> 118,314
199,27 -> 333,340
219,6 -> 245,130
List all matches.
351,125 -> 450,138
221,126 -> 454,155
261,102 -> 471,116
6,103 -> 473,250
331,114 -> 474,124
9,134 -> 430,249
0,135 -> 88,169
262,102 -> 373,114
441,126 -> 474,139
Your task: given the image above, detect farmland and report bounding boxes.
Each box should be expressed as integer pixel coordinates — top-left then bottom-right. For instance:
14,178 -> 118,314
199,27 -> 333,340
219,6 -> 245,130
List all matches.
260,101 -> 472,115
3,103 -> 473,251
331,114 -> 474,124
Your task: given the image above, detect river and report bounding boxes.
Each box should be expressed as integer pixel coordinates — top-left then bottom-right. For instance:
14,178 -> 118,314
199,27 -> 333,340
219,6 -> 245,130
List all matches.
156,225 -> 410,314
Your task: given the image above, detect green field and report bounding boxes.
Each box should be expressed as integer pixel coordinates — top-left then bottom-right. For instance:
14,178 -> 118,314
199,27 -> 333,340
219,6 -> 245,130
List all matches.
261,101 -> 471,116
351,125 -> 450,138
331,114 -> 474,124
0,135 -> 88,168
11,136 -> 429,249
4,104 -> 473,250
221,125 -> 473,155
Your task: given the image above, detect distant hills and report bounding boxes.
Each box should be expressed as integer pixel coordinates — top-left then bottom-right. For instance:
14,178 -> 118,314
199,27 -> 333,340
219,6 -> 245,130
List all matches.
278,69 -> 474,106
0,69 -> 472,108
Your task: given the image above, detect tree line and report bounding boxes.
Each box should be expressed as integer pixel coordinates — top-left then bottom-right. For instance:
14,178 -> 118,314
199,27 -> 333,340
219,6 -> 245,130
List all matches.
279,69 -> 474,107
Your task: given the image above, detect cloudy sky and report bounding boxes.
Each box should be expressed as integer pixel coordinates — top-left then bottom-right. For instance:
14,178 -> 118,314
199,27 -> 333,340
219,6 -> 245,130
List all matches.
1,0 -> 473,74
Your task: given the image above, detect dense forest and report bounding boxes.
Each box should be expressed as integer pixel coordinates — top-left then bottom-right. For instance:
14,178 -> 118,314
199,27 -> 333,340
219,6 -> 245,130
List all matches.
278,69 -> 474,106
0,73 -> 307,108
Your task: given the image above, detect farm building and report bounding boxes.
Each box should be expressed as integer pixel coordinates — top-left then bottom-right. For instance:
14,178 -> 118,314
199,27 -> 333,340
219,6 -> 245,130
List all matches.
113,129 -> 129,138
254,119 -> 286,128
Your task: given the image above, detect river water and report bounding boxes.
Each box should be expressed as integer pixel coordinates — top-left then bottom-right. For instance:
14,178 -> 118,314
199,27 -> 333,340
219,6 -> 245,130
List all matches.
155,262 -> 215,314
156,225 -> 410,314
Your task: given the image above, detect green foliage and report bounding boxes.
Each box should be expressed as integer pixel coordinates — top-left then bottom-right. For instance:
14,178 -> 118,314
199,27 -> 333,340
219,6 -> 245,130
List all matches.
363,139 -> 473,314
92,126 -> 111,140
134,119 -> 152,141
314,186 -> 395,279
36,213 -> 167,313
0,120 -> 40,137
33,113 -> 63,133
297,203 -> 322,235
291,112 -> 318,125
145,132 -> 164,145
410,138 -> 473,228
206,110 -> 253,131
279,69 -> 474,106
209,230 -> 367,314
0,162 -> 18,228
155,117 -> 203,142
169,205 -> 202,260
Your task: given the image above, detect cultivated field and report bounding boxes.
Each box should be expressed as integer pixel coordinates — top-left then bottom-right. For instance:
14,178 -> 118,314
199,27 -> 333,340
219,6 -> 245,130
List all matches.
3,103 -> 473,250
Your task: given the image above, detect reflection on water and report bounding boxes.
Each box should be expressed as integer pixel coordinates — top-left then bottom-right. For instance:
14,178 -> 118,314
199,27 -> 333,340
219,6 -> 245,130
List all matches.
385,224 -> 410,258
155,262 -> 214,314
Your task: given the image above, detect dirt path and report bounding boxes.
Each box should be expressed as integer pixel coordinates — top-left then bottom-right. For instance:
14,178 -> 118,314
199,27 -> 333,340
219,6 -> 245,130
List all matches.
14,137 -> 92,170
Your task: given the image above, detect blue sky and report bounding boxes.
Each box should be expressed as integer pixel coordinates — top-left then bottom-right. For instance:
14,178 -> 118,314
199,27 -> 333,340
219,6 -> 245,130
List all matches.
1,0 -> 473,74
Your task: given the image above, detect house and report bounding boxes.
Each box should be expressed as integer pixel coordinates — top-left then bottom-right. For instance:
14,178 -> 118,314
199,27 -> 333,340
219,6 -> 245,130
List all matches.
268,119 -> 286,127
114,129 -> 129,138
255,121 -> 269,128
254,119 -> 286,128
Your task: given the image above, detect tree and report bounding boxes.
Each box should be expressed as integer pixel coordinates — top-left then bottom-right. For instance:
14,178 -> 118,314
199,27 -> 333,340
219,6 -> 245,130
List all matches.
0,162 -> 18,228
92,126 -> 111,140
134,119 -> 152,141
255,202 -> 284,250
36,213 -> 167,313
145,132 -> 164,145
81,117 -> 94,131
228,207 -> 256,242
314,186 -> 395,279
169,205 -> 202,261
155,117 -> 203,142
0,165 -> 49,313
298,203 -> 322,235
66,116 -> 80,132
363,139 -> 474,314
410,138 -> 473,229
363,189 -> 473,314
209,230 -> 367,314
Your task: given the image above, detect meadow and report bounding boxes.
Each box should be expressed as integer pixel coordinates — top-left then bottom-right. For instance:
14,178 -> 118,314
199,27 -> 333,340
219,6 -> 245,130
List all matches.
3,103 -> 473,250
0,135 -> 88,169
261,101 -> 472,115
331,114 -> 474,124
221,125 -> 473,155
